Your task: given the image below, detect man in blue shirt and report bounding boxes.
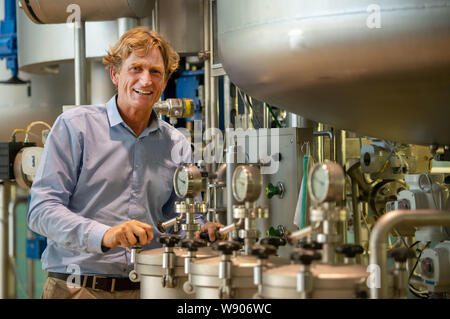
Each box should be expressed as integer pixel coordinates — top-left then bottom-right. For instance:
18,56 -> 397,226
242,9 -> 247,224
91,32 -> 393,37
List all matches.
28,27 -> 219,299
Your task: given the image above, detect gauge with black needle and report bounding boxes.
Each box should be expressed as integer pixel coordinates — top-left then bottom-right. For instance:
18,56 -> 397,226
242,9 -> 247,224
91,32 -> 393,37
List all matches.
308,162 -> 345,203
232,165 -> 262,202
173,165 -> 203,198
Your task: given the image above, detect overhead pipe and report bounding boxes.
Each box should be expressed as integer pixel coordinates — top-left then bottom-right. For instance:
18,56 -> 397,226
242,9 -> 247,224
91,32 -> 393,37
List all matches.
74,20 -> 87,105
117,17 -> 138,37
369,209 -> 450,299
152,0 -> 159,32
203,0 -> 211,168
224,75 -> 231,130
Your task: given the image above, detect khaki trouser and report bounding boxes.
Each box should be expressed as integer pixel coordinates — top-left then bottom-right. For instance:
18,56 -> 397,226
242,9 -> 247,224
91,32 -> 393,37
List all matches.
41,277 -> 140,299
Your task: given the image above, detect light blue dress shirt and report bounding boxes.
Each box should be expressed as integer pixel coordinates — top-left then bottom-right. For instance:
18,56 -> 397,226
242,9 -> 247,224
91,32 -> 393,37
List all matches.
28,95 -> 202,277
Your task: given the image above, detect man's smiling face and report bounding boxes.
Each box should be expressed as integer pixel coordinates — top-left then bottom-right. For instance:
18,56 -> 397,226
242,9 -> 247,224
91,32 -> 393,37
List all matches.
111,46 -> 167,113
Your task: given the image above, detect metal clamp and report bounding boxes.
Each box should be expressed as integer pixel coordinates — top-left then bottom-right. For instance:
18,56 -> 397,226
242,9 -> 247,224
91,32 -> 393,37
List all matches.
161,248 -> 177,288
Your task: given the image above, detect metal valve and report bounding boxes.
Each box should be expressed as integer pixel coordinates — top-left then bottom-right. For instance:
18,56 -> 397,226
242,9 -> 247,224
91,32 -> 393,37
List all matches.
251,244 -> 277,297
388,248 -> 416,298
180,238 -> 207,274
260,236 -> 287,250
213,241 -> 241,299
291,250 -> 322,298
335,244 -> 364,264
159,234 -> 182,288
297,241 -> 323,251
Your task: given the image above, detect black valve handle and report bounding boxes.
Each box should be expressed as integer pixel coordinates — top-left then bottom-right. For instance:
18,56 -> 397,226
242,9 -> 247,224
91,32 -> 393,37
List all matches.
158,234 -> 182,247
290,250 -> 322,265
335,244 -> 364,258
388,248 -> 416,263
297,241 -> 323,251
260,236 -> 287,248
180,238 -> 207,251
251,244 -> 277,259
212,240 -> 241,255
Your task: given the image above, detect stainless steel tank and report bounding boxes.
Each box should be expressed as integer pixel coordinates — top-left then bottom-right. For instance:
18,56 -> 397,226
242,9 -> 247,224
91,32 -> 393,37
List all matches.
217,0 -> 450,145
17,5 -> 120,74
18,0 -> 204,73
261,263 -> 369,298
188,254 -> 288,299
135,246 -> 218,299
18,0 -> 154,23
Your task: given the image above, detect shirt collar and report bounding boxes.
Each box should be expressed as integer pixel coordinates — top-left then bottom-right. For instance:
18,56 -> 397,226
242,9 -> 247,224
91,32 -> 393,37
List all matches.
106,95 -> 161,134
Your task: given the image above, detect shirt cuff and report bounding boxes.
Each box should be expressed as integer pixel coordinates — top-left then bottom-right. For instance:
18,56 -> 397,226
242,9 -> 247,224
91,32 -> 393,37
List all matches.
87,222 -> 111,254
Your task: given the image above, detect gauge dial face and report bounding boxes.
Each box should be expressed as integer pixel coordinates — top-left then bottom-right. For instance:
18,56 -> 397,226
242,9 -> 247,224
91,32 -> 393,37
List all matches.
310,164 -> 330,202
232,165 -> 262,202
308,162 -> 345,203
174,167 -> 189,197
173,165 -> 202,198
234,167 -> 249,202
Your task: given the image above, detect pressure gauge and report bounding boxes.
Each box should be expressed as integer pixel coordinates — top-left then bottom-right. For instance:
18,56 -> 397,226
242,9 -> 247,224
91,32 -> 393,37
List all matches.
173,164 -> 203,198
308,162 -> 345,203
232,165 -> 262,202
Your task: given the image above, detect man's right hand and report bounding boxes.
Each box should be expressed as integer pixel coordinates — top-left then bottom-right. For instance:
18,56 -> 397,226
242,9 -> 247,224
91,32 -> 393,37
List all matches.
101,220 -> 154,248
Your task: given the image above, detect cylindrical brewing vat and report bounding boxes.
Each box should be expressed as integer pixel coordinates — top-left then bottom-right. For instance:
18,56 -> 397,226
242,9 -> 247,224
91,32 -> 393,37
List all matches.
135,247 -> 218,299
261,263 -> 369,298
188,255 -> 288,299
217,0 -> 450,145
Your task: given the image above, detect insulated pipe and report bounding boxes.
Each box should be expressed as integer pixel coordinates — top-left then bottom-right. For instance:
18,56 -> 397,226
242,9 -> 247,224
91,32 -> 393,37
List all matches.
74,21 -> 87,105
203,0 -> 211,151
224,75 -> 231,130
369,209 -> 450,299
152,0 -> 159,32
209,0 -> 218,171
226,146 -> 238,224
117,17 -> 137,37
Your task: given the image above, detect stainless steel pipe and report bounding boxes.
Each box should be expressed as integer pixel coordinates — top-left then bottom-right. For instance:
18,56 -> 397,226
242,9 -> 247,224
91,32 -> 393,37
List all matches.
203,0 -> 211,166
226,146 -> 238,224
224,75 -> 231,130
117,17 -> 137,37
74,21 -> 87,105
369,209 -> 450,299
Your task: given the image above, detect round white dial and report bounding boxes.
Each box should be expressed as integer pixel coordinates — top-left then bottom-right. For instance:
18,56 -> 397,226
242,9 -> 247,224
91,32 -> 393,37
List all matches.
175,167 -> 188,197
232,165 -> 262,203
234,167 -> 249,202
173,165 -> 203,198
308,162 -> 345,203
310,164 -> 330,202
